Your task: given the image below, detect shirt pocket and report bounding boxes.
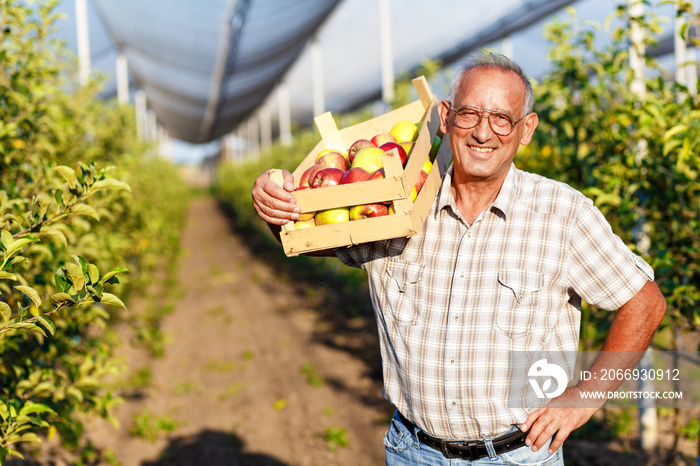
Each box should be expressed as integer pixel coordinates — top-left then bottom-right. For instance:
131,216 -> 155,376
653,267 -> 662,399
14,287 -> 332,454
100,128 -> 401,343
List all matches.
384,259 -> 425,326
493,269 -> 544,338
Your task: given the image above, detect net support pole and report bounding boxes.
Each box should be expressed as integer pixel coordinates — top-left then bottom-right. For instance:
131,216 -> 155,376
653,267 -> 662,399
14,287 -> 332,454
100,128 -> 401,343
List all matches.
75,0 -> 91,86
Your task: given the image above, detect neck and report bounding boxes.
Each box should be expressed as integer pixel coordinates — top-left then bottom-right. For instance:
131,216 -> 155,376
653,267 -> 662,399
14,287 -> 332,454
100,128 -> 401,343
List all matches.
450,175 -> 503,225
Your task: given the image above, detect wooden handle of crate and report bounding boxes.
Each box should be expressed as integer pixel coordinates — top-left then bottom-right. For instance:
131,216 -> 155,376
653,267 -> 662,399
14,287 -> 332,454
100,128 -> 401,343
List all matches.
412,76 -> 434,109
314,112 -> 345,151
268,169 -> 295,233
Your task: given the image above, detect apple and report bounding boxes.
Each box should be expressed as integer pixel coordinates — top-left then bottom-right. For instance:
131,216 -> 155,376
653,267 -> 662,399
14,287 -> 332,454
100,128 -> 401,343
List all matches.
390,121 -> 418,143
379,141 -> 407,166
399,141 -> 415,160
315,150 -> 348,171
371,133 -> 397,147
299,164 -> 324,188
369,168 -> 384,180
349,203 -> 389,220
339,167 -> 370,184
311,167 -> 345,188
347,139 -> 374,164
294,217 -> 316,229
411,169 -> 429,202
315,207 -> 350,225
351,147 -> 384,175
389,204 -> 395,215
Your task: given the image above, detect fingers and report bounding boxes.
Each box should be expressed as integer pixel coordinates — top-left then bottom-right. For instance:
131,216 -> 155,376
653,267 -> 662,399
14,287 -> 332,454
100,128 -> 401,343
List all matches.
251,170 -> 301,225
523,408 -> 566,453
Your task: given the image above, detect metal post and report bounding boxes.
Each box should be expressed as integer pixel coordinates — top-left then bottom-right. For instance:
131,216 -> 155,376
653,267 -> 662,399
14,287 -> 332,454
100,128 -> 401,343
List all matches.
260,105 -> 272,151
501,36 -> 514,59
278,83 -> 292,145
629,0 -> 656,452
75,0 -> 91,86
135,89 -> 147,140
116,52 -> 129,104
311,34 -> 325,118
378,0 -> 394,108
675,13 -> 687,87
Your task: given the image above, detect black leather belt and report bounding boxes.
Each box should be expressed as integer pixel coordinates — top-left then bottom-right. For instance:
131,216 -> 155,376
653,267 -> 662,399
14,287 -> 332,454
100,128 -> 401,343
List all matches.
398,412 -> 529,460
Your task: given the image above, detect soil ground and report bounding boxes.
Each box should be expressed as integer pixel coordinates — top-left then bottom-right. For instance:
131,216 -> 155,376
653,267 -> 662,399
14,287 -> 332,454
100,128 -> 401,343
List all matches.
14,195 -> 699,465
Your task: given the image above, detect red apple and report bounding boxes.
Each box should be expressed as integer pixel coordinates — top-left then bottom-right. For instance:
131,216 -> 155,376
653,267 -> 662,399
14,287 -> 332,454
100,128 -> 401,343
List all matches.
351,147 -> 384,175
339,167 -> 370,184
311,167 -> 345,188
411,169 -> 429,201
349,203 -> 389,220
299,164 -> 324,188
347,139 -> 374,164
371,133 -> 397,147
315,150 -> 348,171
379,141 -> 407,166
369,168 -> 384,180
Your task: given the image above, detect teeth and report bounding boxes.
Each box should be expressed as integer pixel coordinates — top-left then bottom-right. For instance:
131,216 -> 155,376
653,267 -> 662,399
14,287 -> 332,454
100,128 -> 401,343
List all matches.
471,146 -> 494,153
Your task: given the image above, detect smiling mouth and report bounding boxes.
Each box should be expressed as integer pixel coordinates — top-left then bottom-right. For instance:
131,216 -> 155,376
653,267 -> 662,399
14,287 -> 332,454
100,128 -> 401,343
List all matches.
470,145 -> 494,154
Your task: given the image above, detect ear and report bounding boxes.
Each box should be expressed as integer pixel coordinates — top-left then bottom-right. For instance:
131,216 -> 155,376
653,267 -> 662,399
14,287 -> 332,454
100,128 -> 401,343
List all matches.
438,100 -> 451,134
519,112 -> 539,145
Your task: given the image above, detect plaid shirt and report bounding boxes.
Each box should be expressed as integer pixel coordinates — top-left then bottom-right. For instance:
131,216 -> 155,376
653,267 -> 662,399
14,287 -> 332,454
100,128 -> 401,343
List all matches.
336,164 -> 654,440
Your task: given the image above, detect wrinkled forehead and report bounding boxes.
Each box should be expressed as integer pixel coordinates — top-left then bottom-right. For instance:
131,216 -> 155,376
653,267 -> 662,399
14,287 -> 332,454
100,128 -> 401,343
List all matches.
453,66 -> 526,113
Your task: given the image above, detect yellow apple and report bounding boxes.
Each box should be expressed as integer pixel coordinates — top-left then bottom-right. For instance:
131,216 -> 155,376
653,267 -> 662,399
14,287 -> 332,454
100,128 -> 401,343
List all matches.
390,121 -> 418,143
294,217 -> 316,229
315,207 -> 350,225
351,147 -> 384,175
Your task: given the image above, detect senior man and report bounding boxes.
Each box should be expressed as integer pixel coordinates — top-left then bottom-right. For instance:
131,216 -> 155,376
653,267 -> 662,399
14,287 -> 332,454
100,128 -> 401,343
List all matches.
251,51 -> 666,465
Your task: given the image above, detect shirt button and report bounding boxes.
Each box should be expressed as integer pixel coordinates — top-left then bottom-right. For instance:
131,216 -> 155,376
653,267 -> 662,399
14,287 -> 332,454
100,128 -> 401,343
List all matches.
452,401 -> 457,406
451,359 -> 455,364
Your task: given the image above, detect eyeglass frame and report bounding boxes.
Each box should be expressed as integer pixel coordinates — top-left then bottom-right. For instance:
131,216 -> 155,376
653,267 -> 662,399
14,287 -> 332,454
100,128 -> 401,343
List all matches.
448,103 -> 529,136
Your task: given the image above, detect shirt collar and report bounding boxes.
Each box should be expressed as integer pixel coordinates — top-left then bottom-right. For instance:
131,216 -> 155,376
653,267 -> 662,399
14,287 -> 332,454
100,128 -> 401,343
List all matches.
435,163 -> 519,221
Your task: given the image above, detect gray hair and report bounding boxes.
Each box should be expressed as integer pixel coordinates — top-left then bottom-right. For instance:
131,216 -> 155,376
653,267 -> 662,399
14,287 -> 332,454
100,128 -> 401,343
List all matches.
447,50 -> 534,117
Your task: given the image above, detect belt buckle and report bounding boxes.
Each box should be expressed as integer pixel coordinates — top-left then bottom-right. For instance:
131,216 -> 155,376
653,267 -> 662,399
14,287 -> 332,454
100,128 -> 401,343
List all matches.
439,439 -> 479,460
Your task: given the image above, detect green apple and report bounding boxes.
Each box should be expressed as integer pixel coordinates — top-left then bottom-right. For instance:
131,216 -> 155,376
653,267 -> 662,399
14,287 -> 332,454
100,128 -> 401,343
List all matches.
351,147 -> 384,175
315,207 -> 350,225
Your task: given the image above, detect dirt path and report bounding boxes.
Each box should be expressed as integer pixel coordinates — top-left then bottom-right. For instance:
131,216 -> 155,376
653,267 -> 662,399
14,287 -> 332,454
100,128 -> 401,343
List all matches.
82,196 -> 392,465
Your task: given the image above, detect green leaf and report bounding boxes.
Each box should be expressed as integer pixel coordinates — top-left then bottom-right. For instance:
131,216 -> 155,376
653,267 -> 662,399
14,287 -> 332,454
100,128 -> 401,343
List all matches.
88,264 -> 99,284
98,292 -> 126,309
6,237 -> 39,257
19,402 -> 55,417
99,267 -> 129,284
54,268 -> 70,293
14,285 -> 42,308
0,229 -> 12,249
91,178 -> 131,193
51,292 -> 75,306
54,165 -> 78,189
35,315 -> 56,335
70,203 -> 99,221
0,302 -> 11,323
0,271 -> 17,280
66,263 -> 86,290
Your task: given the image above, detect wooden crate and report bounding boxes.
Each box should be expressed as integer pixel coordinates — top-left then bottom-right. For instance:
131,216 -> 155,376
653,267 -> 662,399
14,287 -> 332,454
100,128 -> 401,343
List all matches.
271,76 -> 452,257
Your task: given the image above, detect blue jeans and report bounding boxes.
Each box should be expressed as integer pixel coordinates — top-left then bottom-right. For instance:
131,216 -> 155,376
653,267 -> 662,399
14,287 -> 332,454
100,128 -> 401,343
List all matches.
384,411 -> 564,465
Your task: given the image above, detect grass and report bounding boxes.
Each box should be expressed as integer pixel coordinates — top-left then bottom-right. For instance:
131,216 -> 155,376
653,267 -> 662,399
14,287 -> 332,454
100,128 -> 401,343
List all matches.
130,408 -> 178,442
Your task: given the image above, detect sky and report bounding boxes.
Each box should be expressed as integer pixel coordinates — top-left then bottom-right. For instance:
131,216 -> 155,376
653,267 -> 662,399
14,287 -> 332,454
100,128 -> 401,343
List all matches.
50,0 -> 686,164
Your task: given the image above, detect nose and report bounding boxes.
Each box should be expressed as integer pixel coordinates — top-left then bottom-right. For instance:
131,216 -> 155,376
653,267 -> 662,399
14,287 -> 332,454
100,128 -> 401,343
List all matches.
471,114 -> 493,142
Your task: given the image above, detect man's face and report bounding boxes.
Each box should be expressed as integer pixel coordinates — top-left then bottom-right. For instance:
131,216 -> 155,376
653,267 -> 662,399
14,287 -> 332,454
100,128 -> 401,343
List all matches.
438,66 -> 538,186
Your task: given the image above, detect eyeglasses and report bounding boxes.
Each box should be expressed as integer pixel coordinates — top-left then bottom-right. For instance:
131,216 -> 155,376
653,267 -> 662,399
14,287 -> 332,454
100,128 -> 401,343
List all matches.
450,104 -> 527,136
